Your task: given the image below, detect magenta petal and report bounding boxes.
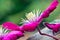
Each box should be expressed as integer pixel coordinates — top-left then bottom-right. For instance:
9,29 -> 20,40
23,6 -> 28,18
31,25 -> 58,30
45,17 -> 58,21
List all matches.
44,22 -> 60,32
22,22 -> 38,32
41,0 -> 59,18
44,22 -> 55,29
2,31 -> 24,40
37,0 -> 59,23
2,22 -> 21,31
0,35 -> 4,40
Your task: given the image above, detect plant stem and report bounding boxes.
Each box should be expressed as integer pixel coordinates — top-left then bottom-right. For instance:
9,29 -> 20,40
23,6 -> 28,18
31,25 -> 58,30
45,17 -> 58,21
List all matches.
37,26 -> 59,40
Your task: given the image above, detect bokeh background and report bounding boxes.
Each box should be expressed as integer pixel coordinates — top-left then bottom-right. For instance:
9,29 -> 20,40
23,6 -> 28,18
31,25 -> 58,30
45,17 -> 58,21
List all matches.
0,0 -> 60,25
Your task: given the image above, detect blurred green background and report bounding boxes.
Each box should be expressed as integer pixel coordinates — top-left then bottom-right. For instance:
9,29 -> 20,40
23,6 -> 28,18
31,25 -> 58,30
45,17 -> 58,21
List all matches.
0,0 -> 60,25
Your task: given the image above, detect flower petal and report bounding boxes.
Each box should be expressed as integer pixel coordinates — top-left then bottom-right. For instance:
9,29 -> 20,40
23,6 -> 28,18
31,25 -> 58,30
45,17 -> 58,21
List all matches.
41,0 -> 59,18
0,35 -> 3,40
44,22 -> 60,32
37,0 -> 59,22
2,31 -> 24,40
2,22 -> 21,31
22,22 -> 38,32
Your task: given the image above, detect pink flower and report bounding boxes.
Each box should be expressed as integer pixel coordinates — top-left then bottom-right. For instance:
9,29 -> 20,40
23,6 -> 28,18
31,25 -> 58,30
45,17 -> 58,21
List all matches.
21,0 -> 59,32
44,22 -> 60,32
2,22 -> 24,32
2,31 -> 24,40
1,0 -> 59,40
20,11 -> 40,32
2,0 -> 59,32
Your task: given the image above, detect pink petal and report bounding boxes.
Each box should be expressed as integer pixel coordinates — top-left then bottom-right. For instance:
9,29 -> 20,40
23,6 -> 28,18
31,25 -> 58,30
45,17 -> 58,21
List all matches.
41,0 -> 59,18
44,22 -> 60,32
44,22 -> 55,29
2,22 -> 22,31
22,22 -> 38,32
2,31 -> 24,40
0,35 -> 3,40
37,0 -> 59,22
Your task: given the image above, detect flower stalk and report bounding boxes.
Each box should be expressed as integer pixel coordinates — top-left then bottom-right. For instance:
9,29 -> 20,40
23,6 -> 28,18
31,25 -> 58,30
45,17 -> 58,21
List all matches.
37,26 -> 59,40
